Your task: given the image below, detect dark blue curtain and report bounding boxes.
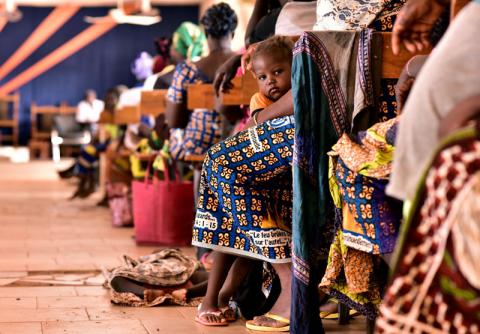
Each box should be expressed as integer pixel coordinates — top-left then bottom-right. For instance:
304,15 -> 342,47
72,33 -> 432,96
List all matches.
0,5 -> 199,144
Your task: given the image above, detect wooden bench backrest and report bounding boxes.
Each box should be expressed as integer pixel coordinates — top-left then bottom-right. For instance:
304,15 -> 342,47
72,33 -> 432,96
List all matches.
114,105 -> 141,125
0,93 -> 19,121
140,90 -> 167,116
0,93 -> 20,145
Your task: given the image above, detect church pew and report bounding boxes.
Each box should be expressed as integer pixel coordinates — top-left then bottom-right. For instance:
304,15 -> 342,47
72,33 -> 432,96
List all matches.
141,90 -> 167,117
0,93 -> 19,146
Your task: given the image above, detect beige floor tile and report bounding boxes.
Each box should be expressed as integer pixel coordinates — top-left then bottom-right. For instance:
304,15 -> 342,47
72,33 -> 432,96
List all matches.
0,287 -> 77,297
0,272 -> 27,279
0,161 -> 367,334
140,317 -> 249,334
0,322 -> 42,334
0,308 -> 88,322
37,296 -> 111,309
74,286 -> 108,297
0,278 -> 20,286
42,319 -> 147,334
0,297 -> 36,309
0,261 -> 27,271
86,306 -> 183,321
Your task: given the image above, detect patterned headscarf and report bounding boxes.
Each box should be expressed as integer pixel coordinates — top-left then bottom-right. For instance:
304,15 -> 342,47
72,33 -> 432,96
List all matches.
172,22 -> 206,61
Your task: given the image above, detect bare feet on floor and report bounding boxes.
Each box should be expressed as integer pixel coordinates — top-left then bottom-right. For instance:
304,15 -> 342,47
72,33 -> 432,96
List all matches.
143,289 -> 165,302
171,288 -> 187,302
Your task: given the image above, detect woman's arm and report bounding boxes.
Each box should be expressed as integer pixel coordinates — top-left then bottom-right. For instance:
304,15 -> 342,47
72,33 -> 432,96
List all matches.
395,55 -> 429,112
245,0 -> 276,47
165,100 -> 189,128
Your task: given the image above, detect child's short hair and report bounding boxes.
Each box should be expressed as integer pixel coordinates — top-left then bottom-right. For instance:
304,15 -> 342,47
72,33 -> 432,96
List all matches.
252,36 -> 294,65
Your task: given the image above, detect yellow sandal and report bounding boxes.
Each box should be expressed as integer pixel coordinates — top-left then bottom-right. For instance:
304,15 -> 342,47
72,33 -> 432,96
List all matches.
246,313 -> 290,332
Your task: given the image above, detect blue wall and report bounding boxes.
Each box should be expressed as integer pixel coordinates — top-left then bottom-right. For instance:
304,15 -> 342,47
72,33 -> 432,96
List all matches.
0,6 -> 199,144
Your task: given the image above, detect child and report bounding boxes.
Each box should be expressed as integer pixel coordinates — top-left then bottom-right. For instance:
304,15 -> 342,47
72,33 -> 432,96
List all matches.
194,35 -> 294,329
249,36 -> 294,122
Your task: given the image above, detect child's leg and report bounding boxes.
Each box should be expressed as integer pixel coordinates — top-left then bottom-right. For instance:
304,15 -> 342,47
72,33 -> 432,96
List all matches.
110,277 -> 148,299
218,257 -> 254,308
197,251 -> 236,324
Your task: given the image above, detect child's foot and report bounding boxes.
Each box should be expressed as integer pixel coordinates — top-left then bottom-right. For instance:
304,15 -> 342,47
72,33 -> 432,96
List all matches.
200,252 -> 214,271
219,305 -> 237,322
143,289 -> 165,302
195,303 -> 228,326
171,288 -> 187,302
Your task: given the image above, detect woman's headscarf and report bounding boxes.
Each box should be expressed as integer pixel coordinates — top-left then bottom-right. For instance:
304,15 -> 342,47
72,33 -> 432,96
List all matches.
172,22 -> 206,61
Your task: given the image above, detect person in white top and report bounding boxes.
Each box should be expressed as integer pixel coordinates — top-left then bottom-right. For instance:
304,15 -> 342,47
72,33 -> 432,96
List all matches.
76,89 -> 104,125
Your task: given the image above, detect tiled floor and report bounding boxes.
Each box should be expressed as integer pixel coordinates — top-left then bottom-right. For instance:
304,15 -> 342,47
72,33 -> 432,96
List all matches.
0,161 -> 366,333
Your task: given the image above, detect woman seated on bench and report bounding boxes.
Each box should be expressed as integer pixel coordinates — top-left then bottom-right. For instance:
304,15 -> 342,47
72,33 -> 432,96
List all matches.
165,3 -> 238,161
196,0 -> 432,331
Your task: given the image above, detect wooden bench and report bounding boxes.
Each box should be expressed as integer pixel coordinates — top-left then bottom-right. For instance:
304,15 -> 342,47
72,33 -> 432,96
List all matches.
141,90 -> 167,117
28,140 -> 49,160
30,102 -> 77,141
30,102 -> 77,159
0,93 -> 19,146
98,89 -> 167,126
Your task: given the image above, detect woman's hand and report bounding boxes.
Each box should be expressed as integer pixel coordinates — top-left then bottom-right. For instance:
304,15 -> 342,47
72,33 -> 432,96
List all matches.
438,95 -> 480,139
392,0 -> 448,55
395,55 -> 428,112
213,54 -> 242,96
240,42 -> 259,75
213,43 -> 261,97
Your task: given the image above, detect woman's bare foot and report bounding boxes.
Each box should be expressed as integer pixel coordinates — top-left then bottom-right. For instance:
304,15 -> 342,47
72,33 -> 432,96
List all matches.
249,314 -> 289,328
246,263 -> 291,330
143,289 -> 165,302
267,263 -> 291,319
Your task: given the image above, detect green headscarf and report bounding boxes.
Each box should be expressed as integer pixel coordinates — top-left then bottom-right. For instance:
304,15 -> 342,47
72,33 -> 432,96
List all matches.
172,22 -> 207,61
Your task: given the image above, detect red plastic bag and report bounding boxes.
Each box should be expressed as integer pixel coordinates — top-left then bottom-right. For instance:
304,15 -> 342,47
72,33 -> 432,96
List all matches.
132,160 -> 194,246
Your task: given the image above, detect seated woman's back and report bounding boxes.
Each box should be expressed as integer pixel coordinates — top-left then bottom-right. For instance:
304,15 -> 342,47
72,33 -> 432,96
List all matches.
195,50 -> 236,83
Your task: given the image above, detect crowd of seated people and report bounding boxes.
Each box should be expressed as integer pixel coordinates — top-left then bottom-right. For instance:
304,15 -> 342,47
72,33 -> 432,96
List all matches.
57,0 -> 479,333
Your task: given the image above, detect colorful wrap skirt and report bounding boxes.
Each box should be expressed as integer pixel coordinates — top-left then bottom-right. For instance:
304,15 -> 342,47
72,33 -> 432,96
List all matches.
320,118 -> 402,319
192,115 -> 295,263
377,126 -> 480,333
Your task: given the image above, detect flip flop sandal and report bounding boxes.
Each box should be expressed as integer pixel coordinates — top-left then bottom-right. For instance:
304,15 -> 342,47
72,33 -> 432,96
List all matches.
195,304 -> 228,327
320,309 -> 359,320
245,312 -> 290,332
220,305 -> 237,322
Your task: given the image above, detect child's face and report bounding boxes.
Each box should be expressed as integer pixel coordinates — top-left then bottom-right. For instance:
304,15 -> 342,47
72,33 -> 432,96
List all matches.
252,53 -> 291,101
